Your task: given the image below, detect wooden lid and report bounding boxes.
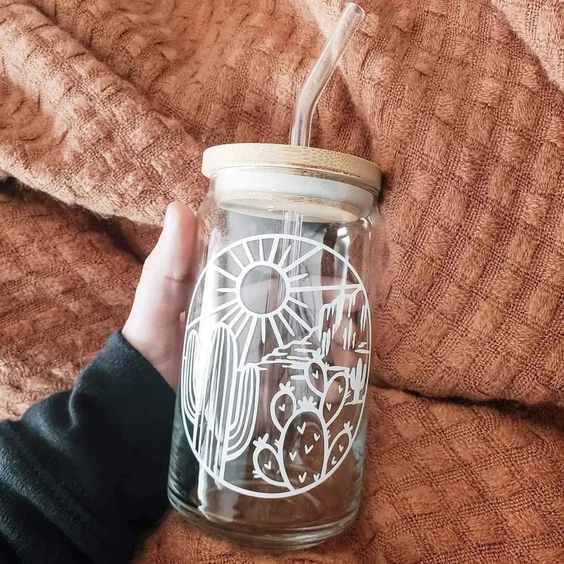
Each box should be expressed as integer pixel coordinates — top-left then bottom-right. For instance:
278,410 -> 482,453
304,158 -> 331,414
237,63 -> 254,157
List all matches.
202,143 -> 381,193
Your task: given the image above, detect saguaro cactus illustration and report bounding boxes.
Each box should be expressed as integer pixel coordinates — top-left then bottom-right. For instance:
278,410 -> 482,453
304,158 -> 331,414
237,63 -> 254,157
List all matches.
219,363 -> 260,478
181,329 -> 200,422
348,357 -> 368,405
183,323 -> 259,480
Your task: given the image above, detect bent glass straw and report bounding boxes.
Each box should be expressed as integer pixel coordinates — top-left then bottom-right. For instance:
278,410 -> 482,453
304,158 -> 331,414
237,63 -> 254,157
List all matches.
289,3 -> 365,147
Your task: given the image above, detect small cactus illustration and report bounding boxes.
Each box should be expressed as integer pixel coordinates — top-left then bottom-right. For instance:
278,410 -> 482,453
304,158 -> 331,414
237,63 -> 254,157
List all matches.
304,353 -> 328,396
326,420 -> 354,469
348,357 -> 368,405
321,369 -> 349,426
270,382 -> 297,432
252,388 -> 358,492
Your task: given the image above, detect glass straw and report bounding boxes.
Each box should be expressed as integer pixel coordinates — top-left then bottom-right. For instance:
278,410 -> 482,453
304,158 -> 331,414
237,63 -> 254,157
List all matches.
289,3 -> 365,147
284,4 -> 364,326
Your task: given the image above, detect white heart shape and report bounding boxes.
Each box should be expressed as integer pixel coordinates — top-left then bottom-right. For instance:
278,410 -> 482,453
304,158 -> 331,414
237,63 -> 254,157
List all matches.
297,423 -> 306,435
289,451 -> 297,461
313,473 -> 320,481
331,456 -> 337,465
339,444 -> 344,452
278,404 -> 286,412
314,433 -> 320,442
304,444 -> 313,454
298,472 -> 307,484
326,403 -> 332,411
264,460 -> 272,470
312,370 -> 319,380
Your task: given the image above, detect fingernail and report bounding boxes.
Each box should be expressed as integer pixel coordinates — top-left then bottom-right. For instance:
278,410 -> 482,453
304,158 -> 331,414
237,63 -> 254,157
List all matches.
162,202 -> 177,235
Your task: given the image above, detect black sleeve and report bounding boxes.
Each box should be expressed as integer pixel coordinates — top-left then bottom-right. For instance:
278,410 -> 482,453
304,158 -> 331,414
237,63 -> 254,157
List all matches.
0,331 -> 176,564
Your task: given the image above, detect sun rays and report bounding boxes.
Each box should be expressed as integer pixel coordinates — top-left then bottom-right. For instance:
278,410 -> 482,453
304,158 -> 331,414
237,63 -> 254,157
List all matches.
212,237 -> 315,348
189,235 -> 362,367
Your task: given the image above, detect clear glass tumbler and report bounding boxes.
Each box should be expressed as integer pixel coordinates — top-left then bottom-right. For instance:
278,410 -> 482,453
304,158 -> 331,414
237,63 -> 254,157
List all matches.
168,143 -> 381,550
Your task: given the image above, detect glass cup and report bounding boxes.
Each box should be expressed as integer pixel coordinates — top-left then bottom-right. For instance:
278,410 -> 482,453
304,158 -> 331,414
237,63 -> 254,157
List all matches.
168,143 -> 381,550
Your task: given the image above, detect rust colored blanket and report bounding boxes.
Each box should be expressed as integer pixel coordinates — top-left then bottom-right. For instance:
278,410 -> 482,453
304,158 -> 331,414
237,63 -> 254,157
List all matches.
0,0 -> 563,562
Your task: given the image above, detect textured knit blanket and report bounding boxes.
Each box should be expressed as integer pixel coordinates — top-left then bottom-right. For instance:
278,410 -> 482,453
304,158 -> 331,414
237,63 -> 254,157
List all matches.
0,0 -> 563,562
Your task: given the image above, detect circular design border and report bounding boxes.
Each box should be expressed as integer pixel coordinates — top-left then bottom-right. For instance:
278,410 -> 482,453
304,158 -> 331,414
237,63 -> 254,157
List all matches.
180,234 -> 371,498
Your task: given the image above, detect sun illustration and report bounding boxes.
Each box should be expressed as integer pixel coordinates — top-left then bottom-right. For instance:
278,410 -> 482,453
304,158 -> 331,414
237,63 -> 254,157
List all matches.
186,234 -> 362,368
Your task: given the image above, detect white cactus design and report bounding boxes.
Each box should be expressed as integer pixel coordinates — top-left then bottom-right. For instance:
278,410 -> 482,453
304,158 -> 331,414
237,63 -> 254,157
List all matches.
250,288 -> 372,493
348,357 -> 369,405
252,385 -> 354,491
180,234 -> 371,498
181,329 -> 201,422
182,323 -> 259,480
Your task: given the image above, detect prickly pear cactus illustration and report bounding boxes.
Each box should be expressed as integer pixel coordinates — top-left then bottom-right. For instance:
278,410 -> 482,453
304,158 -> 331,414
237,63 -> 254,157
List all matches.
180,235 -> 371,498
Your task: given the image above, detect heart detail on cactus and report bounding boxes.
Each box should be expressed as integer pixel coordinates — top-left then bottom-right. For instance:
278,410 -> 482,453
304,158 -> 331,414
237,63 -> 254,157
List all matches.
326,403 -> 332,411
339,444 -> 344,452
313,473 -> 320,481
298,472 -> 307,484
331,456 -> 337,465
289,451 -> 297,461
264,460 -> 272,470
278,404 -> 286,412
297,423 -> 306,435
314,433 -> 320,442
304,444 -> 313,454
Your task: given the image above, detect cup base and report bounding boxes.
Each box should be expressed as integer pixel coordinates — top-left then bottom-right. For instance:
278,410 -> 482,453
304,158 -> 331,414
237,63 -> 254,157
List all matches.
168,486 -> 358,551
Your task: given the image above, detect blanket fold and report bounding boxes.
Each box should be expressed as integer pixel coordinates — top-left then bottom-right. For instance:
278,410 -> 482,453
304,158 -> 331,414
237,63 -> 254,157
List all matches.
0,0 -> 562,561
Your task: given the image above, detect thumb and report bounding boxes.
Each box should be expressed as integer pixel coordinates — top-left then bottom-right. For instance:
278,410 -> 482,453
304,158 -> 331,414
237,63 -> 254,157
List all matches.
123,201 -> 197,387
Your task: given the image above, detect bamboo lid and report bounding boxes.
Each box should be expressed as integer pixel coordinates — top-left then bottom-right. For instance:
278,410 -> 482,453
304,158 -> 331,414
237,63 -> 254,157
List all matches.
202,143 -> 381,193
